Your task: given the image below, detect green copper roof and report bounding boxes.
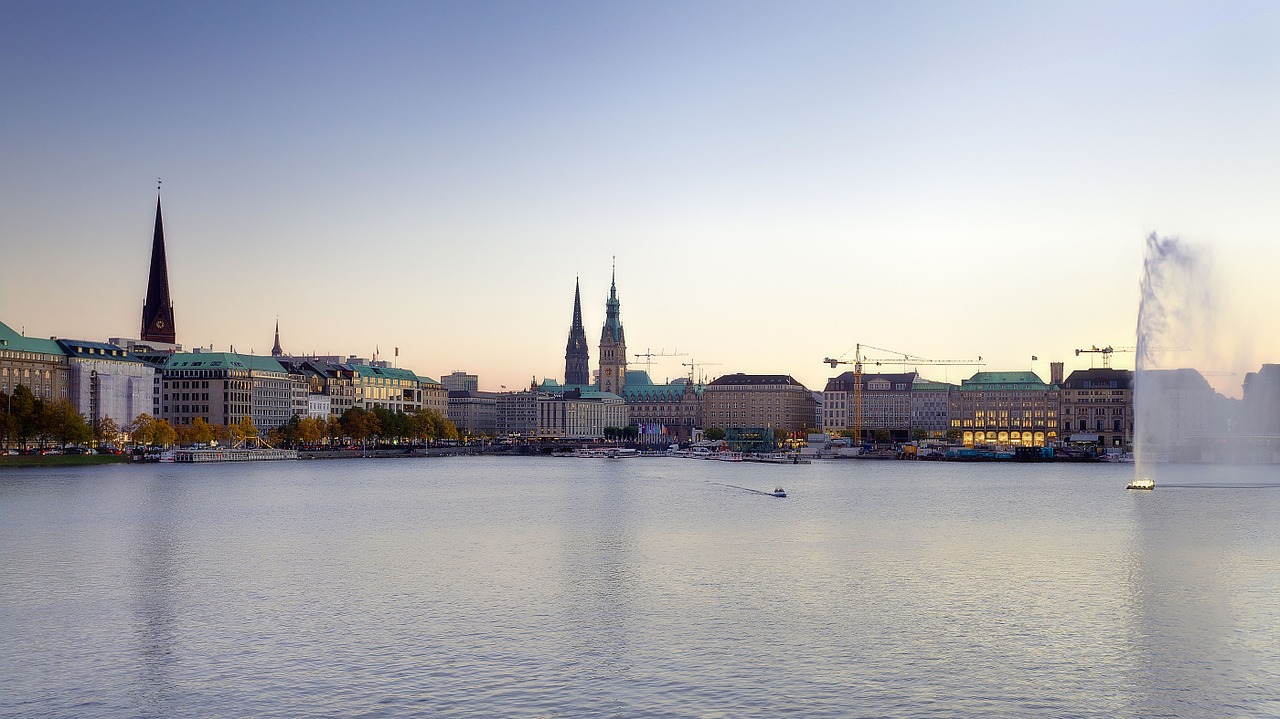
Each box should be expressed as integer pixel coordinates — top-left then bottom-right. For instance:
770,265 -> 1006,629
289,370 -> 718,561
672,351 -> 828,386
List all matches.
958,371 -> 1056,391
165,352 -> 287,373
348,364 -> 419,382
0,321 -> 69,357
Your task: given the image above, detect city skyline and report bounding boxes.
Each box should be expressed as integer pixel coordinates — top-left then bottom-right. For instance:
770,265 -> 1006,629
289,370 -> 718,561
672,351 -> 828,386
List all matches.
3,2 -> 1279,394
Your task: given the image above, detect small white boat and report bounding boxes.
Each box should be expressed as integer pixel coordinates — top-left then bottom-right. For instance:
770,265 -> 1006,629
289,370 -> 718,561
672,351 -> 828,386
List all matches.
772,487 -> 787,498
1127,477 -> 1155,490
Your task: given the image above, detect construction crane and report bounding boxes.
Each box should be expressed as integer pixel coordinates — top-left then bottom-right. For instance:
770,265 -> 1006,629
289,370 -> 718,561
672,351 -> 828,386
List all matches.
681,360 -> 722,384
1074,345 -> 1134,369
633,348 -> 687,375
823,344 -> 985,443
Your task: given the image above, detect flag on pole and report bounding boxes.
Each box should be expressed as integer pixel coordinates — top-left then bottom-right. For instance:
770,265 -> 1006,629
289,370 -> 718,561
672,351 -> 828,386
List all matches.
1031,355 -> 1038,361
395,347 -> 399,357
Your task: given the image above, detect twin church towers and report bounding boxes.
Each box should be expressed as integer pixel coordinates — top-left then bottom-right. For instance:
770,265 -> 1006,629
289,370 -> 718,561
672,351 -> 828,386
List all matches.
565,265 -> 626,394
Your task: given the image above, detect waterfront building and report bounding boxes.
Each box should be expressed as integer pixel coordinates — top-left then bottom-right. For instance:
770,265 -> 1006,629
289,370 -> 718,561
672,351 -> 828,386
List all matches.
1059,368 -> 1134,448
495,390 -> 539,438
160,352 -> 293,432
821,372 -> 917,440
703,373 -> 816,436
0,320 -> 70,403
598,266 -> 627,396
447,390 -> 498,436
140,194 -> 177,345
300,361 -> 357,418
350,364 -> 425,413
418,376 -> 448,415
441,371 -> 479,393
307,392 -> 331,420
949,371 -> 1060,447
910,378 -> 954,439
56,339 -> 155,431
619,371 -> 704,443
536,389 -> 629,440
564,278 -> 590,386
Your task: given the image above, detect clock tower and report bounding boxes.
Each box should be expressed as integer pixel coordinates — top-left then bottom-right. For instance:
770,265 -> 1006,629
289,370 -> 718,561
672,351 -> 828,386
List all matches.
598,261 -> 626,395
140,192 -> 176,344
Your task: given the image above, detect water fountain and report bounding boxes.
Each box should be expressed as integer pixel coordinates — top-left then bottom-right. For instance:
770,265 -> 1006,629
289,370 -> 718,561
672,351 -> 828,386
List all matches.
1132,232 -> 1279,487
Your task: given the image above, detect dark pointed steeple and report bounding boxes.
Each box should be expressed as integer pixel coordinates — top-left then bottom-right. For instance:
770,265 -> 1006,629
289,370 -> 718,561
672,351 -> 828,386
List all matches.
140,190 -> 176,344
565,277 -> 590,385
271,318 -> 283,357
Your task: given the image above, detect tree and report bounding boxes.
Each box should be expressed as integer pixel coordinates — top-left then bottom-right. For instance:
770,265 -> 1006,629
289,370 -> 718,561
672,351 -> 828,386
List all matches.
10,385 -> 39,448
187,417 -> 216,445
95,416 -> 121,447
438,416 -> 459,441
153,419 -> 177,447
909,428 -> 928,442
704,427 -> 726,441
39,400 -> 91,447
623,425 -> 639,441
232,416 -> 259,445
131,413 -> 157,447
296,416 -> 323,445
872,429 -> 892,444
603,426 -> 622,440
340,407 -> 379,446
212,422 -> 232,445
944,428 -> 963,443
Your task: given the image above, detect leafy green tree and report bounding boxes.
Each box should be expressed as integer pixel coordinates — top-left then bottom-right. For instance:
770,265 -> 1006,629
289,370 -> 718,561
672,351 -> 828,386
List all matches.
945,429 -> 963,443
704,427 -> 726,441
40,400 -> 92,447
0,390 -> 14,449
623,425 -> 639,441
872,429 -> 892,444
909,428 -> 928,442
340,407 -> 380,446
10,385 -> 39,448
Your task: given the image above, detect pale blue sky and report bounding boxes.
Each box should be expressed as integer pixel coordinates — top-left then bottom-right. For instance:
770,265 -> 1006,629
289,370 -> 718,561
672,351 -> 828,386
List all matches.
3,1 -> 1278,392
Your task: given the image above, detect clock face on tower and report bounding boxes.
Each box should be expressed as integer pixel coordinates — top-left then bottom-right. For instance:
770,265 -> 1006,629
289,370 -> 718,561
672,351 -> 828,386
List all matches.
604,368 -> 613,376
155,320 -> 165,329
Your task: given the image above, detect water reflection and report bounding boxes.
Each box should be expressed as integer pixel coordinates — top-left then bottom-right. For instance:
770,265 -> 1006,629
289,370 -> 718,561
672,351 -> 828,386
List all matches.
129,475 -> 183,717
558,461 -> 635,682
1123,465 -> 1280,718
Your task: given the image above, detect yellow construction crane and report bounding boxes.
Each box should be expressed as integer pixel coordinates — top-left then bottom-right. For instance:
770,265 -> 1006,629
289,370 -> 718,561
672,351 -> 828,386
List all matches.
1074,345 -> 1134,369
823,344 -> 984,442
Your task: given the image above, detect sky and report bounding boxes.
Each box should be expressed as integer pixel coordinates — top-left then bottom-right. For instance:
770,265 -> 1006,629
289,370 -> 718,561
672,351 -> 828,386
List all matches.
3,0 -> 1279,394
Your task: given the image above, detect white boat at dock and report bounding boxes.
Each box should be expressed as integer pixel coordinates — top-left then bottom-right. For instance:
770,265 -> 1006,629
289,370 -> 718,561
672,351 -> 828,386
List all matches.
173,447 -> 298,463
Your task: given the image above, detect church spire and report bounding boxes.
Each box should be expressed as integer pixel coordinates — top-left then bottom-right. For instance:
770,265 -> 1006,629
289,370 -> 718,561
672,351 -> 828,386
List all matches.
564,276 -> 590,385
140,187 -> 176,344
598,259 -> 626,395
271,318 -> 283,357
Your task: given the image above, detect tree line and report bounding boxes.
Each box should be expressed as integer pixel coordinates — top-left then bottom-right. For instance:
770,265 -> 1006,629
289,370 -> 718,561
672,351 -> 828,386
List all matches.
1,384 -> 458,450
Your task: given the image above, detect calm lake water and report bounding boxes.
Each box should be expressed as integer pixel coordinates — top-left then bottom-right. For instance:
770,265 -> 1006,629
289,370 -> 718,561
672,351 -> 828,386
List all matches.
2,457 -> 1279,718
